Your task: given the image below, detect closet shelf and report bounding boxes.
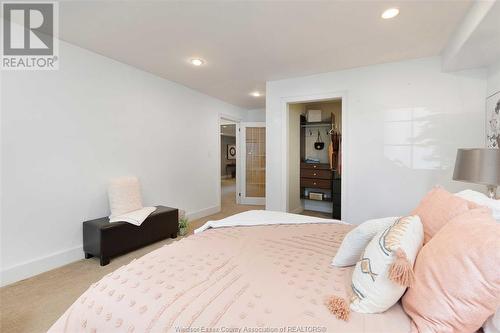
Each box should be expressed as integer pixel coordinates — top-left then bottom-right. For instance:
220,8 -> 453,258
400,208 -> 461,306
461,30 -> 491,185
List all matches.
300,195 -> 333,202
300,123 -> 332,128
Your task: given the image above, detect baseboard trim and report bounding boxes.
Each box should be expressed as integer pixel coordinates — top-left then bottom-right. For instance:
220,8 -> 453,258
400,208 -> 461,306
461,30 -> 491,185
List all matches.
1,205 -> 222,287
186,205 -> 221,221
1,245 -> 84,287
290,206 -> 304,214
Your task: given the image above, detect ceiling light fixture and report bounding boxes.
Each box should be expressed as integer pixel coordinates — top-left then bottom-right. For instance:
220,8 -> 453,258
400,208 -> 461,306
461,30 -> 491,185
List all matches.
381,8 -> 399,19
250,91 -> 262,97
190,58 -> 205,66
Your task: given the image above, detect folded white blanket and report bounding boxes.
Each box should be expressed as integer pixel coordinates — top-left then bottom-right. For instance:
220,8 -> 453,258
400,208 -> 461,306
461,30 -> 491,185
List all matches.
194,209 -> 346,233
109,206 -> 157,226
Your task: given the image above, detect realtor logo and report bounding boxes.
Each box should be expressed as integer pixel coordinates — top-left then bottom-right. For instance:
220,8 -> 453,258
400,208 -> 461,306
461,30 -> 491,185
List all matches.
1,2 -> 59,70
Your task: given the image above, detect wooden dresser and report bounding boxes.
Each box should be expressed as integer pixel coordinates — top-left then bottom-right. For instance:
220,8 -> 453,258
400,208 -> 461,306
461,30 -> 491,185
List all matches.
300,163 -> 332,189
300,162 -> 341,219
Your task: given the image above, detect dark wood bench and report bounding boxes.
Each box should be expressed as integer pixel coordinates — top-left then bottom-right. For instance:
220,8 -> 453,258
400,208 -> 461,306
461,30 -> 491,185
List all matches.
83,206 -> 178,265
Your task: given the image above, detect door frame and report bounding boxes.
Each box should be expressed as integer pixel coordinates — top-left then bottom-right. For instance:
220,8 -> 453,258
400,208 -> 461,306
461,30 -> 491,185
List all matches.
280,91 -> 348,220
240,121 -> 266,205
218,113 -> 242,209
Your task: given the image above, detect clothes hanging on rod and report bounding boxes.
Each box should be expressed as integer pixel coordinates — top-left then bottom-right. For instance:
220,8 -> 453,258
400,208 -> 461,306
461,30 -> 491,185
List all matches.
330,130 -> 341,174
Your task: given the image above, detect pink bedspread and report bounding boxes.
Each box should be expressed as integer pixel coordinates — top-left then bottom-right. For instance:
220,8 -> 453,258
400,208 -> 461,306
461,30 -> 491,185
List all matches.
48,223 -> 411,332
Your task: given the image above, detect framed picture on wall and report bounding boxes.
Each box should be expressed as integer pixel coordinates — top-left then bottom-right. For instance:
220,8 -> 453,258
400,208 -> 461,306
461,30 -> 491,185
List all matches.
486,91 -> 500,148
227,144 -> 236,160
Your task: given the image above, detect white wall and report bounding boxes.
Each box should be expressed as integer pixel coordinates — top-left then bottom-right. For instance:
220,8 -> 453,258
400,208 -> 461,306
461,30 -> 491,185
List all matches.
487,61 -> 500,95
266,57 -> 486,223
0,40 -> 246,285
244,108 -> 266,122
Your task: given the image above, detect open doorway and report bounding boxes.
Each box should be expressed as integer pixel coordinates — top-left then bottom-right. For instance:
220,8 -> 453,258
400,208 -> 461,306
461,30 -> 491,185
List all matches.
219,117 -> 266,214
287,98 -> 342,219
220,119 -> 239,210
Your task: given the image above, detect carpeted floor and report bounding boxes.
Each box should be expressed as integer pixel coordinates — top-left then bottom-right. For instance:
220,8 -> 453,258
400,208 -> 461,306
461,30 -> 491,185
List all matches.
0,179 -> 330,333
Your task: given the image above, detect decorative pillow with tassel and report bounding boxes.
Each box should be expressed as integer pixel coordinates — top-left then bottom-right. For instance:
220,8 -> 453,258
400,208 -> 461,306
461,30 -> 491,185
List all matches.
332,216 -> 400,267
326,215 -> 423,319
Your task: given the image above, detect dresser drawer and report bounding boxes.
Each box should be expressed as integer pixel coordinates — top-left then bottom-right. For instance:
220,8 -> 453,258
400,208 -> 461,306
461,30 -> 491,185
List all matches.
300,163 -> 330,170
300,169 -> 332,180
300,178 -> 331,189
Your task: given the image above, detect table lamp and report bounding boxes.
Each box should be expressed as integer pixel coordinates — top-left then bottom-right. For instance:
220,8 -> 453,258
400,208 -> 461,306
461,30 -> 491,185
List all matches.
453,148 -> 500,199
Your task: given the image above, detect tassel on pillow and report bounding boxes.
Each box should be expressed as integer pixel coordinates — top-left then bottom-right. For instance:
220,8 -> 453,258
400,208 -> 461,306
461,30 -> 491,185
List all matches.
388,248 -> 415,287
325,296 -> 350,321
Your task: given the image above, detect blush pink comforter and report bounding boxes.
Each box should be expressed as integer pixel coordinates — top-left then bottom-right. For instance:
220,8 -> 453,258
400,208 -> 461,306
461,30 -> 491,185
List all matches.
48,223 -> 411,333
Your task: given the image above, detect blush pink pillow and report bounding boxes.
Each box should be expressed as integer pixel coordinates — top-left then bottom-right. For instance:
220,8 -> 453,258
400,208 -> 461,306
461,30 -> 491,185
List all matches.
402,208 -> 500,333
412,187 -> 474,243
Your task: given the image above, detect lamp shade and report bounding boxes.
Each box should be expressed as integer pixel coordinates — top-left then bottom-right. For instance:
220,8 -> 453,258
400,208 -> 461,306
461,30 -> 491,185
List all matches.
453,149 -> 500,186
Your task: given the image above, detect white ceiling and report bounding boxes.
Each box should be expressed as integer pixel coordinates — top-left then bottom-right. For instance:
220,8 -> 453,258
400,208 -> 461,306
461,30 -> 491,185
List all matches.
59,1 -> 472,109
442,1 -> 500,71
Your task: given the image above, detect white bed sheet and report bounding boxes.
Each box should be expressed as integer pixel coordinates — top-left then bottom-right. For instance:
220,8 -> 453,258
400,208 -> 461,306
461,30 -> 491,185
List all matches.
194,209 -> 347,233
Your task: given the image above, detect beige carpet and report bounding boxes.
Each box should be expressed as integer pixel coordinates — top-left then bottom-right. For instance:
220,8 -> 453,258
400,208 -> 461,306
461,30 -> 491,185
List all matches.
0,179 -> 330,333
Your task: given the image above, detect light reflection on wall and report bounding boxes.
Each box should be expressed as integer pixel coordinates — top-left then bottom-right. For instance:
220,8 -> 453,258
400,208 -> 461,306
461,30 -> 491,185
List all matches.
383,107 -> 443,170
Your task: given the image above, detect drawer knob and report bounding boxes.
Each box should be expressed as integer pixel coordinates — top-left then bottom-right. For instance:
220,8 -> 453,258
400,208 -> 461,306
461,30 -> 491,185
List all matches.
313,182 -> 316,185
313,173 -> 317,176
313,165 -> 317,168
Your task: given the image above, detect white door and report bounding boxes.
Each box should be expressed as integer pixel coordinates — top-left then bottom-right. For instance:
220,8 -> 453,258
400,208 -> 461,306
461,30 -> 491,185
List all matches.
240,122 -> 266,205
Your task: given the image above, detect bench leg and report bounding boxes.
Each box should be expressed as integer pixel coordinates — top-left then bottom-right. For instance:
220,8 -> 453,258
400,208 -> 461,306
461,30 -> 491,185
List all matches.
85,253 -> 93,259
100,256 -> 110,266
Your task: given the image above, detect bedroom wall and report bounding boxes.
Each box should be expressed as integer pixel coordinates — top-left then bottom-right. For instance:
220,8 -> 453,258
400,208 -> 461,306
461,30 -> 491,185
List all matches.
0,40 -> 246,285
244,108 -> 266,122
266,57 -> 487,223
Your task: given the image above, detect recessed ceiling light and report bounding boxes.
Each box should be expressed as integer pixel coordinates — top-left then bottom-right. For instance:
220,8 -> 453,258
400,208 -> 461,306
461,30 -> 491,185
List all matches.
190,58 -> 205,66
250,91 -> 262,97
381,8 -> 399,19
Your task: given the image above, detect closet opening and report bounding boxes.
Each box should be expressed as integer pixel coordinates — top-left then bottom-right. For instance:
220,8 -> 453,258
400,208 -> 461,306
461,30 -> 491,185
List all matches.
287,98 -> 342,219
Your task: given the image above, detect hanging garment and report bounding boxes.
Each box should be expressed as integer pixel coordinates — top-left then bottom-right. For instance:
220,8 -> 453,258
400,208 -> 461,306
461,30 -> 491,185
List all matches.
332,132 -> 340,151
330,131 -> 340,171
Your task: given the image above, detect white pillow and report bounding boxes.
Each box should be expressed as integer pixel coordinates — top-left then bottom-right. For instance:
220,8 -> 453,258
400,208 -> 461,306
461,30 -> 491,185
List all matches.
350,215 -> 423,313
108,176 -> 143,218
484,308 -> 500,333
455,190 -> 500,221
332,217 -> 400,267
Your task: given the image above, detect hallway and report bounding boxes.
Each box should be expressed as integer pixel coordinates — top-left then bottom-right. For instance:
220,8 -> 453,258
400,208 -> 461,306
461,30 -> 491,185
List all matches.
220,178 -> 264,215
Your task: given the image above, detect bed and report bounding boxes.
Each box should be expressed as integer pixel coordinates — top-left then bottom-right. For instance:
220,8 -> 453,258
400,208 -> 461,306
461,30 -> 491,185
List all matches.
48,210 -> 411,333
